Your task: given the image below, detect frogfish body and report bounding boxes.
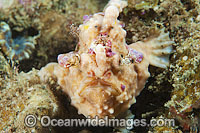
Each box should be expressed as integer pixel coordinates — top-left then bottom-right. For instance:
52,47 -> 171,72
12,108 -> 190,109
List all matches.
39,0 -> 173,118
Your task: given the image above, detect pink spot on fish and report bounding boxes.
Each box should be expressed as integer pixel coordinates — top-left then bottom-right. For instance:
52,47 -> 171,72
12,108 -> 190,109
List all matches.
120,23 -> 125,28
106,40 -> 112,47
106,48 -> 116,57
83,15 -> 92,23
57,54 -> 70,68
100,32 -> 108,37
121,84 -> 125,91
88,48 -> 96,54
129,48 -> 143,63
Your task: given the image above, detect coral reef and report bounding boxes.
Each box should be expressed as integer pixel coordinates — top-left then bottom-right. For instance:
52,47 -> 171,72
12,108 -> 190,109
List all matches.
164,33 -> 200,131
0,65 -> 86,132
0,68 -> 58,132
128,0 -> 159,10
119,0 -> 200,132
148,115 -> 180,133
0,0 -> 200,132
39,0 -> 173,119
0,54 -> 112,132
0,52 -> 11,76
0,0 -> 102,70
0,0 -> 99,31
0,21 -> 38,60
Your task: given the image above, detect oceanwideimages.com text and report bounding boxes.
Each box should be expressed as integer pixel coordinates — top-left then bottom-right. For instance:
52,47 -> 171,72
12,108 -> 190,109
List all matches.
25,115 -> 175,129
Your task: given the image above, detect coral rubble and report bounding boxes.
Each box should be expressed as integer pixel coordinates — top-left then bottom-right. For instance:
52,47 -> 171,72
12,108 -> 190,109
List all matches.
165,33 -> 200,131
0,0 -> 101,70
128,0 -> 159,10
120,0 -> 200,132
0,69 -> 58,132
0,52 -> 11,76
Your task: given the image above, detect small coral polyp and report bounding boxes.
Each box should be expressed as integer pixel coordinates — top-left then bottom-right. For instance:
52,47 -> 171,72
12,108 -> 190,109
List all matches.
0,22 -> 36,60
39,0 -> 174,118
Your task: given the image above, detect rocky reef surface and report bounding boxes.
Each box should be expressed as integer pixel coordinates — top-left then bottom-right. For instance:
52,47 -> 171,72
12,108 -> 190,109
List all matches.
0,0 -> 100,70
0,0 -> 199,132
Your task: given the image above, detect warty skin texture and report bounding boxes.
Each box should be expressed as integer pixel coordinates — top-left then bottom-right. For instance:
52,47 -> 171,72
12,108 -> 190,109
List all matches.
39,0 -> 173,118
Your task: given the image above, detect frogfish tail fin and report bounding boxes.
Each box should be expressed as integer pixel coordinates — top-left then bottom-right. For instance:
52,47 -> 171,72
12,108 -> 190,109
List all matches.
146,28 -> 174,68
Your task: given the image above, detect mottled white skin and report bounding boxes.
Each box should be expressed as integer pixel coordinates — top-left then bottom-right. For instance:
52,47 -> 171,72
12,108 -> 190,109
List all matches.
95,44 -> 107,76
104,0 -> 128,13
39,0 -> 173,118
102,6 -> 119,30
